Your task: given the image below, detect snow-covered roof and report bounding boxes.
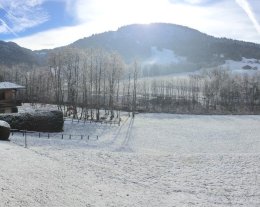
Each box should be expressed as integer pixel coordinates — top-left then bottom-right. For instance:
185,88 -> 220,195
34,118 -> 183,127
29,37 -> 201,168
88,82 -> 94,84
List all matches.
0,82 -> 25,90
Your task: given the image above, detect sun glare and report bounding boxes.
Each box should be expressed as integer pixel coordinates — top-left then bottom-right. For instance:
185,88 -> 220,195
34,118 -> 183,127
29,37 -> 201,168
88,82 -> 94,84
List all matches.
86,0 -> 172,26
124,0 -> 169,24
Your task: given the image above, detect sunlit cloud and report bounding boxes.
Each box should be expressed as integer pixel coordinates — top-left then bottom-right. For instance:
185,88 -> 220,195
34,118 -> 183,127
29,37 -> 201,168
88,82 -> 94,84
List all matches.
169,0 -> 219,6
5,0 -> 260,50
11,22 -> 118,50
73,0 -> 172,25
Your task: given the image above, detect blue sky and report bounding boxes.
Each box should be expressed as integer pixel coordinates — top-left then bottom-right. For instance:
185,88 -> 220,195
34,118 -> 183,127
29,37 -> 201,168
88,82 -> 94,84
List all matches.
0,0 -> 74,38
0,0 -> 260,50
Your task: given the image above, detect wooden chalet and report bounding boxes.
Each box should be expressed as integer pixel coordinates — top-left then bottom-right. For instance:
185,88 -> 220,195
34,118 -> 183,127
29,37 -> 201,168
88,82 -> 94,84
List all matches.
0,82 -> 25,113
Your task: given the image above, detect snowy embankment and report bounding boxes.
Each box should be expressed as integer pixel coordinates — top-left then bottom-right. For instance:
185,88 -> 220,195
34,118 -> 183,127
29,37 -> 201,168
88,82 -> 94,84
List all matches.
1,112 -> 260,206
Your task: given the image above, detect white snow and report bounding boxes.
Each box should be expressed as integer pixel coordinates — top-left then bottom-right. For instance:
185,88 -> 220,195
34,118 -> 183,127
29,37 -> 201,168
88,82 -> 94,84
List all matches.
143,47 -> 186,65
17,103 -> 59,113
1,110 -> 260,206
222,57 -> 260,74
0,82 -> 25,90
0,120 -> 10,128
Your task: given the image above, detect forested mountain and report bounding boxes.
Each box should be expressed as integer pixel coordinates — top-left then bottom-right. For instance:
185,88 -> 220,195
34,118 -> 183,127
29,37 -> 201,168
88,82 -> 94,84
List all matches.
71,23 -> 260,66
0,41 -> 40,66
1,23 -> 260,72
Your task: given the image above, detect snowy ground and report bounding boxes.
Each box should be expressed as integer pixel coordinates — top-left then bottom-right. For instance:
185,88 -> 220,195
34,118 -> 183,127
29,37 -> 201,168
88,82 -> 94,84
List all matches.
1,112 -> 260,206
222,57 -> 260,74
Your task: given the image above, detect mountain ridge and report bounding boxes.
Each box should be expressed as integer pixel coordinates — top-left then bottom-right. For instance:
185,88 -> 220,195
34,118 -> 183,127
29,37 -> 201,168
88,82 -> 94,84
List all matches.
1,23 -> 260,71
70,23 -> 260,65
0,40 -> 41,67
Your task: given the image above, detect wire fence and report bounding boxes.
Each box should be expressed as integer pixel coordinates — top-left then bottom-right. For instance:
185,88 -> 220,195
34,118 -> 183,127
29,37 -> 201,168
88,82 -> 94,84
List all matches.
9,114 -> 128,148
10,129 -> 100,148
67,118 -> 121,126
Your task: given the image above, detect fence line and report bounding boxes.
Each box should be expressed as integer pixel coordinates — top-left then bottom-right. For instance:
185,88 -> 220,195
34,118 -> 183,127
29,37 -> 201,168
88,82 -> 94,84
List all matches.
9,115 -> 125,148
66,118 -> 121,126
10,129 -> 99,148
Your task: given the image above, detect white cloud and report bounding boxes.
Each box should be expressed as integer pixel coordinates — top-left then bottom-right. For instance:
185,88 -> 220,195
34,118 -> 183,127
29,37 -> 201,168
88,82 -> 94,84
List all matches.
7,0 -> 260,50
0,0 -> 49,34
73,0 -> 172,24
178,0 -> 210,4
11,21 -> 122,50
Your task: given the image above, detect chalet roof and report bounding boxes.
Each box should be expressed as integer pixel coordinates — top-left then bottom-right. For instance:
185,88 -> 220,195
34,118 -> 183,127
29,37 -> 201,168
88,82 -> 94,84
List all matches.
0,82 -> 25,90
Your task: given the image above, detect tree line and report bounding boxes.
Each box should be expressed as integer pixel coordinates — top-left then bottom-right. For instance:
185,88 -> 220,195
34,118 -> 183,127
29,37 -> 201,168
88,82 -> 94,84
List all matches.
138,69 -> 260,114
0,47 -> 138,120
0,47 -> 259,117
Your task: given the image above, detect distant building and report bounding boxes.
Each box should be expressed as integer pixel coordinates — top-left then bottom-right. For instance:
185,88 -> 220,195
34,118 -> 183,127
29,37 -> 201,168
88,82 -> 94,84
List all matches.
0,82 -> 25,113
242,65 -> 252,70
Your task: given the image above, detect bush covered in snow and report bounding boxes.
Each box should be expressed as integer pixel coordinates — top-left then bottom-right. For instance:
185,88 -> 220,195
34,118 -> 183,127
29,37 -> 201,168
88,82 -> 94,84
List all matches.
0,120 -> 10,140
0,110 -> 63,132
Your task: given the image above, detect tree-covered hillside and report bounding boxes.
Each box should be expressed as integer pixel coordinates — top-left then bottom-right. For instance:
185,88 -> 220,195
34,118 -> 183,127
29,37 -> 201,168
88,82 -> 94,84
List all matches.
1,23 -> 260,72
71,23 -> 260,65
0,41 -> 39,66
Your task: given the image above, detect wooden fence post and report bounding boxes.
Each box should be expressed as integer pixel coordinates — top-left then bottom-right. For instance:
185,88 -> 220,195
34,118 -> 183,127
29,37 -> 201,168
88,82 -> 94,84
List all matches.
24,131 -> 27,148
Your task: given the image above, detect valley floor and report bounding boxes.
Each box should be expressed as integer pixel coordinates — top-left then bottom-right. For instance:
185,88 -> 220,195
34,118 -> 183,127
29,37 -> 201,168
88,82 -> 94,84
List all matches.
1,113 -> 260,206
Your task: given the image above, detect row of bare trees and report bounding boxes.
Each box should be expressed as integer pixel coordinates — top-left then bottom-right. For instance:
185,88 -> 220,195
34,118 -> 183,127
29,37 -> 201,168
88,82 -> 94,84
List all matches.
137,69 -> 260,113
0,47 -> 259,115
0,47 -> 139,119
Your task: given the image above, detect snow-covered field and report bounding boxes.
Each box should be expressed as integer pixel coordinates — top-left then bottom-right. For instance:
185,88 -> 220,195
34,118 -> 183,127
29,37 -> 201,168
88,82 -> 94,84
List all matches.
1,112 -> 260,206
222,57 -> 260,73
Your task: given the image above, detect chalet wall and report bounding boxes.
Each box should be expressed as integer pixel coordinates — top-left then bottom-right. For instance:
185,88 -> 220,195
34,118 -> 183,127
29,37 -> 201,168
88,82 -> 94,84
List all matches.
4,90 -> 14,100
4,108 -> 12,113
